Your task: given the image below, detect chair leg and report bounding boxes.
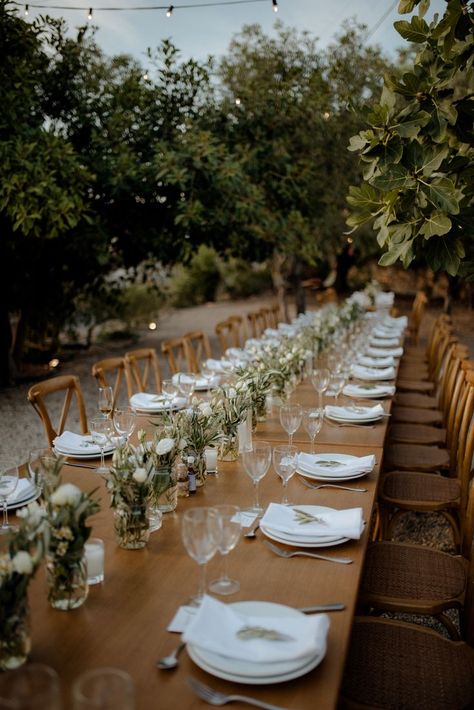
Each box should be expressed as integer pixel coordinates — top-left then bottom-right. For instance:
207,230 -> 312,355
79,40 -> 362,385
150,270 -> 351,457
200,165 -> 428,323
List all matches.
435,612 -> 461,640
439,511 -> 461,549
370,507 -> 381,542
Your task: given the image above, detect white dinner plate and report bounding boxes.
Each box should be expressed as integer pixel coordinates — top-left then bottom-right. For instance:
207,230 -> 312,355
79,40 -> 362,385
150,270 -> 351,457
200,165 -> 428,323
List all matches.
261,523 -> 349,548
54,446 -> 115,460
296,467 -> 368,483
325,412 -> 383,424
343,384 -> 395,399
186,601 -> 326,683
7,490 -> 41,511
129,394 -> 187,413
297,453 -> 373,480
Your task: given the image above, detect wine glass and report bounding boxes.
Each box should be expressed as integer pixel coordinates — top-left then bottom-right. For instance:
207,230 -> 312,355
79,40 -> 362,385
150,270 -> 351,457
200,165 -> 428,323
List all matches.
113,408 -> 136,446
98,386 -> 114,419
0,663 -> 63,710
302,408 -> 323,453
273,445 -> 298,505
161,379 -> 178,412
72,667 -> 134,710
89,417 -> 114,475
181,507 -> 220,606
0,457 -> 19,534
329,372 -> 346,405
208,504 -> 241,596
279,403 -> 302,445
311,368 -> 330,410
176,373 -> 196,405
241,441 -> 272,514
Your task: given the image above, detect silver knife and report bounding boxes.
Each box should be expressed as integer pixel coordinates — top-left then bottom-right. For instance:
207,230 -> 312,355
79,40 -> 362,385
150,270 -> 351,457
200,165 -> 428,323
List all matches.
298,603 -> 345,613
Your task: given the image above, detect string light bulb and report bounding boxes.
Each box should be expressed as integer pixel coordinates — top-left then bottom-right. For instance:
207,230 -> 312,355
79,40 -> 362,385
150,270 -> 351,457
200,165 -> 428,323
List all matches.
235,97 -> 241,106
87,7 -> 92,19
166,5 -> 173,16
24,4 -> 29,15
143,71 -> 149,80
272,0 -> 278,12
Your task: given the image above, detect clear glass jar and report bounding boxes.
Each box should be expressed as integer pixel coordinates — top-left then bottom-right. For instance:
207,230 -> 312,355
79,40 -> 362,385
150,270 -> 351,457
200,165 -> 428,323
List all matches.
113,503 -> 150,549
0,595 -> 31,670
46,555 -> 88,611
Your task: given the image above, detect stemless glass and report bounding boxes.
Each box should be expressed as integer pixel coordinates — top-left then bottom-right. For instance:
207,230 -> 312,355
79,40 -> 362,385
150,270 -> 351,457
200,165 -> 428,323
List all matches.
113,407 -> 136,446
98,386 -> 114,419
176,373 -> 196,405
241,441 -> 272,515
72,667 -> 134,710
89,417 -> 114,475
28,448 -> 58,493
311,368 -> 330,411
279,403 -> 302,445
181,507 -> 220,606
0,457 -> 19,534
273,445 -> 298,505
0,663 -> 63,710
302,408 -> 323,453
208,504 -> 241,596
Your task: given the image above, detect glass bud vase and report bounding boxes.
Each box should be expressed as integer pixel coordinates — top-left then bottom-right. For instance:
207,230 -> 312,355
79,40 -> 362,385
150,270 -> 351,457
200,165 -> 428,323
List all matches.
152,466 -> 178,513
218,434 -> 239,462
0,595 -> 31,670
114,503 -> 150,549
195,453 -> 207,488
46,555 -> 88,611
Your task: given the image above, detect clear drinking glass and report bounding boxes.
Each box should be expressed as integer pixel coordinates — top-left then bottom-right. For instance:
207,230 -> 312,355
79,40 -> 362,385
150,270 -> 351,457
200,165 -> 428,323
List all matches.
279,403 -> 302,445
0,457 -> 19,534
329,373 -> 346,405
273,445 -> 298,505
0,663 -> 63,710
113,407 -> 136,446
181,507 -> 220,606
72,667 -> 135,710
161,379 -> 178,411
28,448 -> 57,492
241,441 -> 272,514
176,373 -> 196,405
311,368 -> 330,410
98,386 -> 114,419
302,408 -> 323,453
208,504 -> 241,596
89,417 -> 114,475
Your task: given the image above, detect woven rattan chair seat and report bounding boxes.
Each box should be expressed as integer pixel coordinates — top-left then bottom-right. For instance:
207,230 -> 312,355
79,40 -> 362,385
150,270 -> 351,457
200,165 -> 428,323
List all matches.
389,423 -> 446,445
396,378 -> 436,393
384,444 -> 449,472
397,363 -> 429,378
381,471 -> 460,507
341,617 -> 474,709
391,406 -> 443,425
395,392 -> 438,409
361,542 -> 466,601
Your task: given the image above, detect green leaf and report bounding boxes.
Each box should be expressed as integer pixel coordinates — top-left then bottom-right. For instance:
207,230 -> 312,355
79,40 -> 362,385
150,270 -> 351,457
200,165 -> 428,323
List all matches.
348,134 -> 368,152
346,183 -> 381,211
425,236 -> 461,276
418,0 -> 430,18
378,136 -> 403,168
419,211 -> 452,238
423,177 -> 460,214
394,17 -> 430,43
398,0 -> 416,13
378,239 -> 414,266
392,110 -> 431,138
421,145 -> 449,176
371,165 -> 414,192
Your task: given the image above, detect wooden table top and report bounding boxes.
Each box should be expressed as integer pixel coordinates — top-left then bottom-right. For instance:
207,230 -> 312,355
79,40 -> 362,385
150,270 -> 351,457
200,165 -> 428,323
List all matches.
25,378 -> 389,710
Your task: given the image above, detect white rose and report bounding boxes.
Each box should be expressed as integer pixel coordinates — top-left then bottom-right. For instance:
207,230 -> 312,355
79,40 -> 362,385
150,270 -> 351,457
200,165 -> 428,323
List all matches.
133,467 -> 147,483
198,403 -> 213,417
12,551 -> 34,575
227,388 -> 237,398
51,483 -> 82,507
156,438 -> 175,456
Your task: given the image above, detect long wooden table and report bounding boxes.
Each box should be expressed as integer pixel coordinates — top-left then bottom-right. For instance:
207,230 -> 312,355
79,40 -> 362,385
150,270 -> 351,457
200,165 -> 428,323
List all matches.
25,379 -> 391,709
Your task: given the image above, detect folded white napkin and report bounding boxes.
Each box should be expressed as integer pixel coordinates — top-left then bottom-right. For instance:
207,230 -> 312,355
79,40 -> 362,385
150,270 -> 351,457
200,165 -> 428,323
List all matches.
352,365 -> 395,381
183,594 -> 329,663
369,336 -> 400,348
261,502 -> 364,540
7,478 -> 36,504
225,348 -> 252,362
372,327 -> 401,340
324,404 -> 384,421
367,345 -> 403,358
204,358 -> 233,372
383,315 -> 408,329
343,383 -> 396,398
53,431 -> 107,455
130,393 -> 185,410
358,355 -> 395,368
298,452 -> 375,477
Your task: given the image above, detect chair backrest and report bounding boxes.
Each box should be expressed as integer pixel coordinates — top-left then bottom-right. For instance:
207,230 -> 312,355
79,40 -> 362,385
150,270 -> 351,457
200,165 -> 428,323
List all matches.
270,303 -> 281,328
450,365 -> 474,477
125,348 -> 162,393
229,316 -> 245,347
91,357 -> 132,407
407,291 -> 428,345
160,338 -> 187,376
247,311 -> 267,339
183,331 -> 212,374
27,375 -> 88,447
259,307 -> 272,331
215,319 -> 234,355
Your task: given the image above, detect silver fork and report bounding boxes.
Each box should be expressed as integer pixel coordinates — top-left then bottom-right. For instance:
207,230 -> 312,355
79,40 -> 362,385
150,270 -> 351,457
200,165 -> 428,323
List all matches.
298,475 -> 367,493
264,539 -> 352,565
324,419 -> 375,429
187,676 -> 291,710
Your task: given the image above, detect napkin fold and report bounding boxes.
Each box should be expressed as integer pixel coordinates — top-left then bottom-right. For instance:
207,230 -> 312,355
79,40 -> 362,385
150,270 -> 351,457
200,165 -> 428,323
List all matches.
130,393 -> 185,410
298,452 -> 375,477
7,478 -> 36,504
366,346 -> 403,358
261,502 -> 364,540
369,336 -> 400,348
343,383 -> 396,398
53,431 -> 107,455
324,404 -> 384,421
372,327 -> 402,340
351,365 -> 395,381
204,358 -> 233,372
183,595 -> 329,663
357,355 -> 395,368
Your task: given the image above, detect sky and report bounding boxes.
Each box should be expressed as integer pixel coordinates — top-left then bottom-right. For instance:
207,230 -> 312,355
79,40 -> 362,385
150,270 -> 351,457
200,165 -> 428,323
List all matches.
19,0 -> 448,67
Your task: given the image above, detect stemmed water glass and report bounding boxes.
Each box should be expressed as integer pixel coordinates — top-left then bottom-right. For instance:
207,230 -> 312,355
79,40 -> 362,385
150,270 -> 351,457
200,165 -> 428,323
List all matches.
161,379 -> 178,413
273,445 -> 298,505
311,368 -> 330,411
113,407 -> 136,446
98,386 -> 114,419
181,507 -> 220,606
176,373 -> 196,405
279,403 -> 302,445
329,372 -> 346,405
89,416 -> 114,475
208,504 -> 241,596
302,408 -> 323,453
241,441 -> 272,515
0,457 -> 19,534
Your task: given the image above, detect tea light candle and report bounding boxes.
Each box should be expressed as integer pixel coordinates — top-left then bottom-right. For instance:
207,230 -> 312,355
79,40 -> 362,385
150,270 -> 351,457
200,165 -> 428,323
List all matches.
204,447 -> 218,473
84,538 -> 104,585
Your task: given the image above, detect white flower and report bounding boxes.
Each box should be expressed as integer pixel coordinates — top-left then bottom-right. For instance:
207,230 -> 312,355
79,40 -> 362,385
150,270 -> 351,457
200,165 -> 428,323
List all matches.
178,437 -> 187,450
51,483 -> 82,507
12,551 -> 34,575
16,501 -> 45,525
0,554 -> 13,576
198,402 -> 212,417
227,387 -> 237,398
156,438 -> 175,456
133,467 -> 147,483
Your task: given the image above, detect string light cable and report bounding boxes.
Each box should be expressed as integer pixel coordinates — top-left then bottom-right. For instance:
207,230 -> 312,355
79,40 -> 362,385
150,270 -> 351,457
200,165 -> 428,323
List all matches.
9,0 -> 280,15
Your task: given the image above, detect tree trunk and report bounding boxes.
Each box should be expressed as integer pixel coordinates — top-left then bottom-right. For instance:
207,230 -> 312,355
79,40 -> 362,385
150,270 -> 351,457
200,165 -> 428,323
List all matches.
270,252 -> 290,322
293,257 -> 306,315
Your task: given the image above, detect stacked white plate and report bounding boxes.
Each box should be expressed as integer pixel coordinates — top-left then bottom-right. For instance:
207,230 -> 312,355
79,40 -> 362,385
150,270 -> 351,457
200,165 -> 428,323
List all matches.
343,383 -> 396,399
54,432 -> 115,460
297,452 -> 375,483
260,504 -> 351,549
324,404 -> 384,424
187,601 -> 327,684
351,365 -> 395,381
129,393 -> 187,413
172,374 -> 220,391
7,479 -> 40,510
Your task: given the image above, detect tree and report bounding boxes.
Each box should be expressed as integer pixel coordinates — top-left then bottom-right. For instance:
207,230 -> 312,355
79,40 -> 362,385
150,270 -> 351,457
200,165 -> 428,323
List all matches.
346,0 -> 474,278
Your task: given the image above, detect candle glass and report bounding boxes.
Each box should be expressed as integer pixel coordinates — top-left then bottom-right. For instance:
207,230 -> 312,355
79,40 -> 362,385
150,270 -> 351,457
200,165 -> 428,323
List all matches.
84,538 -> 105,585
204,447 -> 218,474
0,663 -> 63,709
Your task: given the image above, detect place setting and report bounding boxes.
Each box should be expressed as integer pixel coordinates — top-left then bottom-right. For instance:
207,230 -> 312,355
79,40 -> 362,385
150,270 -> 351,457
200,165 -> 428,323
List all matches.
324,403 -> 385,425
129,391 -> 188,413
296,451 -> 376,483
342,381 -> 396,399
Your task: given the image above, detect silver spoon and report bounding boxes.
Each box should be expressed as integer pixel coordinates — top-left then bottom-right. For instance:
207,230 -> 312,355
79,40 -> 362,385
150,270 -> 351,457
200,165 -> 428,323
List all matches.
244,521 -> 261,538
156,641 -> 186,670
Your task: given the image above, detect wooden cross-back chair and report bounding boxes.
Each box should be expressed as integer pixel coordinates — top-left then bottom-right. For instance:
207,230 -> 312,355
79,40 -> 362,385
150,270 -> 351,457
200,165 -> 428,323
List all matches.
269,302 -> 281,328
258,307 -> 272,331
91,357 -> 132,408
406,290 -> 428,346
183,331 -> 212,374
215,319 -> 235,355
160,337 -> 187,376
125,348 -> 162,393
247,311 -> 266,339
27,375 -> 88,447
229,316 -> 245,346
